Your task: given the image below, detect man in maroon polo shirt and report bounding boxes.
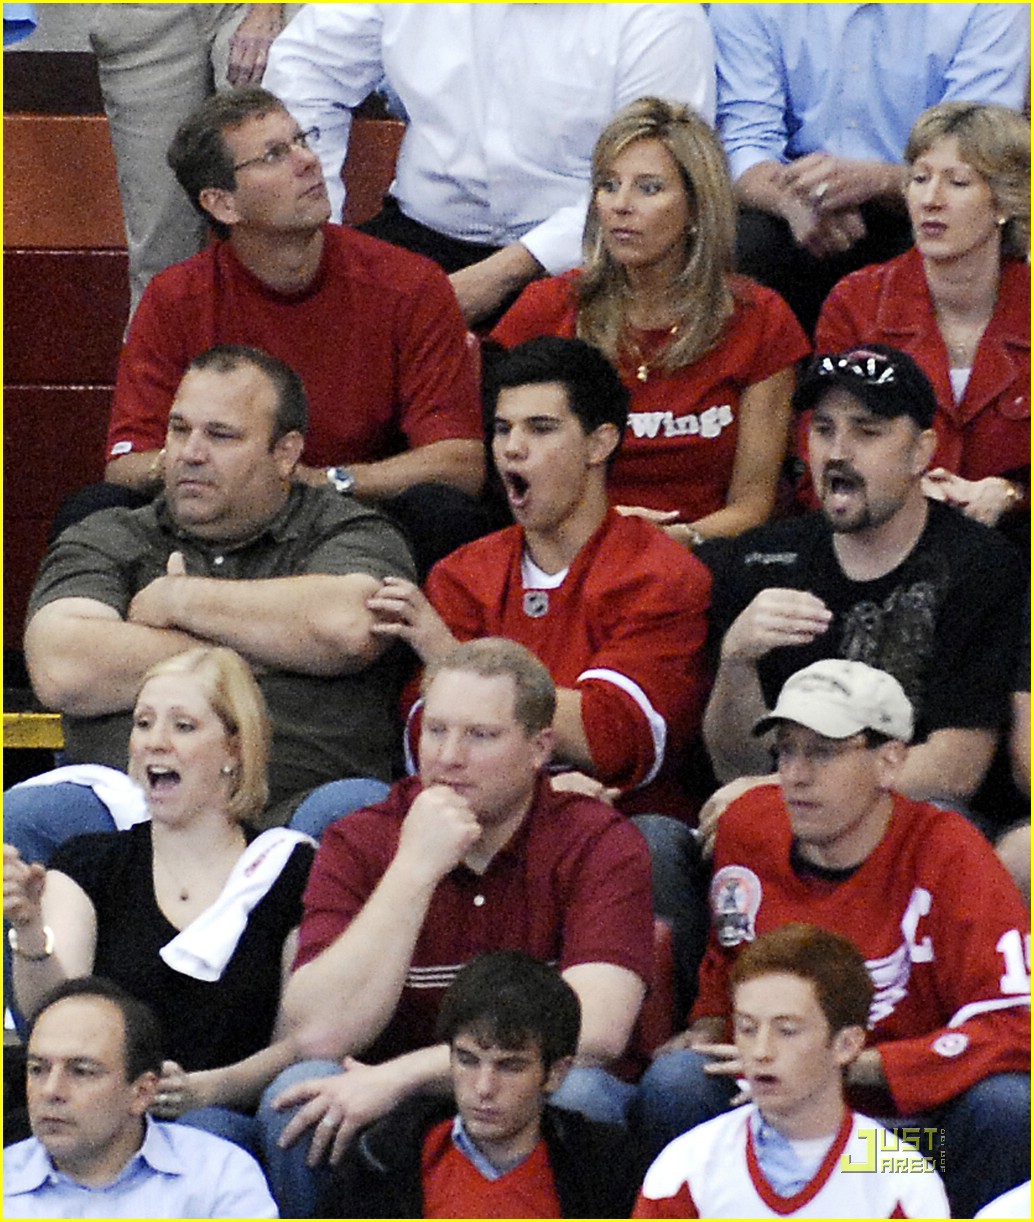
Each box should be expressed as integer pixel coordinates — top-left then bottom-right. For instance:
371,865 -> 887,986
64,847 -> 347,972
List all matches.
255,638 -> 654,1216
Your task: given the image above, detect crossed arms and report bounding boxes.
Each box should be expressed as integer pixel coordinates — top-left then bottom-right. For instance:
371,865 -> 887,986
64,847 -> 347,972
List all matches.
27,557 -> 386,717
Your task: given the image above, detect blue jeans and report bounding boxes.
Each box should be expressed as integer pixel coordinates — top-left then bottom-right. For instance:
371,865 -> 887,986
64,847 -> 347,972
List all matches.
288,778 -> 390,840
631,1047 -> 736,1165
257,1059 -> 343,1218
935,1072 -> 1030,1217
631,815 -> 709,1018
551,1065 -> 636,1126
177,1106 -> 260,1159
2,775 -> 388,1031
633,1050 -> 1031,1218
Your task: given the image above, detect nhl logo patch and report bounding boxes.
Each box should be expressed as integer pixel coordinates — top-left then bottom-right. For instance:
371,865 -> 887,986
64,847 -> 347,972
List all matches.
523,591 -> 549,619
710,865 -> 763,947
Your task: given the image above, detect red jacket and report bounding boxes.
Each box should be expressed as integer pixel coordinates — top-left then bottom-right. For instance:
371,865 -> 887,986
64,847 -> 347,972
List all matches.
816,249 -> 1029,480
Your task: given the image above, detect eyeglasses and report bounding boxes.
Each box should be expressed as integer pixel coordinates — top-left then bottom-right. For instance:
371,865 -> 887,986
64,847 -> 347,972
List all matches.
233,127 -> 320,173
771,735 -> 870,768
815,351 -> 896,386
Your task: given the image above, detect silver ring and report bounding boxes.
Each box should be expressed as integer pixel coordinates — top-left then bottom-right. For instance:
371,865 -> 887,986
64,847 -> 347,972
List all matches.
318,1116 -> 337,1129
813,180 -> 829,201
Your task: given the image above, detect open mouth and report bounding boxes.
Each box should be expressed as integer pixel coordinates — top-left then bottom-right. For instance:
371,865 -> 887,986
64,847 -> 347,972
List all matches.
502,470 -> 530,508
146,765 -> 181,794
822,468 -> 863,503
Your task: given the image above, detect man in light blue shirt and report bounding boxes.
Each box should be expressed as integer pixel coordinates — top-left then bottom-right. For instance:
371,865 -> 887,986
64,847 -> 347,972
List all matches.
4,977 -> 277,1218
710,3 -> 1030,331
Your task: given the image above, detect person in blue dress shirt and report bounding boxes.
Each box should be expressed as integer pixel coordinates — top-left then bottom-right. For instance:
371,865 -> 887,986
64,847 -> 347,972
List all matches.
4,977 -> 277,1218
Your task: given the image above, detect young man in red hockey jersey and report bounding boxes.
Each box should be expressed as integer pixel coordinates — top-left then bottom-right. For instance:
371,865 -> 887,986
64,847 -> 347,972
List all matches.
366,335 -> 711,824
635,923 -> 950,1218
634,658 -> 1031,1218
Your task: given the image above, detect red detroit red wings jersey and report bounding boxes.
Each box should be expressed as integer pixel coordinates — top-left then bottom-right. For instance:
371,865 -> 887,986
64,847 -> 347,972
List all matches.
693,785 -> 1031,1115
422,510 -> 712,820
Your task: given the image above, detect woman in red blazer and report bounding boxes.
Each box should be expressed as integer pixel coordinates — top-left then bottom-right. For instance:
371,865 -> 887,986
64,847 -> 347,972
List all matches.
817,102 -> 1029,533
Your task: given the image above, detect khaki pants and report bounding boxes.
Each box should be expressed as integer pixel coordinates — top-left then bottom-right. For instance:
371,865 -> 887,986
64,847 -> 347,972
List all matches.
89,4 -> 246,316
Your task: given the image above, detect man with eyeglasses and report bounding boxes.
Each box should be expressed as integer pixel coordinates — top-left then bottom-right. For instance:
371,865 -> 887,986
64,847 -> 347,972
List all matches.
103,85 -> 486,577
698,344 -> 1024,812
633,658 -> 1030,1218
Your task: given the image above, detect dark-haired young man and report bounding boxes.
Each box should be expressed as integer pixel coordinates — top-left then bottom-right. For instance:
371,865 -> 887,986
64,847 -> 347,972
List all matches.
635,924 -> 949,1218
4,978 -> 276,1218
104,85 -> 485,573
368,335 -> 712,825
319,951 -> 637,1218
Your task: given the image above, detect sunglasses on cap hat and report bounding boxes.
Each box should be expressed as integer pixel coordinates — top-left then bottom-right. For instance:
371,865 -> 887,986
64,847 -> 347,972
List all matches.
815,349 -> 897,385
793,344 -> 938,429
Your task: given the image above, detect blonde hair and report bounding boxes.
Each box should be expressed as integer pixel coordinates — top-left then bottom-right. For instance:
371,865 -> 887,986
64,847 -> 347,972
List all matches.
905,101 -> 1030,260
579,96 -> 737,372
137,647 -> 270,822
422,638 -> 556,736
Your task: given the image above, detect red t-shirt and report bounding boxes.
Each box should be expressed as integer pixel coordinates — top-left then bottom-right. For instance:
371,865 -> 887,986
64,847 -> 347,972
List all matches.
421,1119 -> 562,1218
493,272 -> 810,520
107,224 -> 482,469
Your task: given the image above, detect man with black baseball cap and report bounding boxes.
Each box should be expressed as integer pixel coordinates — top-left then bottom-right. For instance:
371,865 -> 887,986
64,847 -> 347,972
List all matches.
697,344 -> 1023,808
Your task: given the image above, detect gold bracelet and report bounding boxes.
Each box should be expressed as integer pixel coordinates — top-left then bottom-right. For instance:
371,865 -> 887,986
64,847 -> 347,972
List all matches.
8,924 -> 54,961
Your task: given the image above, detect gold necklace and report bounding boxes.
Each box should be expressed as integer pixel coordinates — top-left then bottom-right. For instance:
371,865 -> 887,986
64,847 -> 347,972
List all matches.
935,305 -> 992,369
626,322 -> 679,382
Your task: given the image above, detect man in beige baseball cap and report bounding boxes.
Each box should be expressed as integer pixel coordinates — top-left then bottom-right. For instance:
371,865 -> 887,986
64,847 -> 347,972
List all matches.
752,658 -> 914,743
636,657 -> 1030,1218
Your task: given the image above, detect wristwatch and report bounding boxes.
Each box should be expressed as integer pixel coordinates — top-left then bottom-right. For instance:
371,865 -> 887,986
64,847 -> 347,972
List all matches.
326,465 -> 356,495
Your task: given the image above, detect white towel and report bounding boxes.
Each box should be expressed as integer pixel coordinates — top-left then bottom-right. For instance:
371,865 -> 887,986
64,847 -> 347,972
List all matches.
14,765 -> 149,831
159,828 -> 315,981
